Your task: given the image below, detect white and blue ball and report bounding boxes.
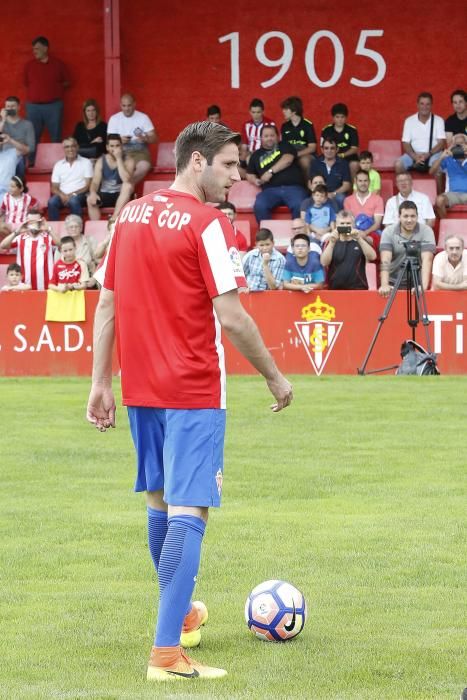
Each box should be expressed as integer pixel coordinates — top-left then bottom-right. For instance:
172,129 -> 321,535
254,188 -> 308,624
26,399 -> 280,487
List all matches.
245,579 -> 307,641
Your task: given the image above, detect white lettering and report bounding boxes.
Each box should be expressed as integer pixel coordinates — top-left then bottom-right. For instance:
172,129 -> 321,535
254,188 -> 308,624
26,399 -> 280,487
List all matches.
13,324 -> 28,352
141,204 -> 153,224
428,314 -> 453,354
456,312 -> 464,354
128,205 -> 141,222
158,209 -> 191,230
179,213 -> 191,228
36,325 -> 55,352
119,205 -> 130,222
64,325 -> 84,352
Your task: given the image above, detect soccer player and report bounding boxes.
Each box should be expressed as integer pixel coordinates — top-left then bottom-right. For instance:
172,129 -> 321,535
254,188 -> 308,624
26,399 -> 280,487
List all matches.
86,121 -> 293,682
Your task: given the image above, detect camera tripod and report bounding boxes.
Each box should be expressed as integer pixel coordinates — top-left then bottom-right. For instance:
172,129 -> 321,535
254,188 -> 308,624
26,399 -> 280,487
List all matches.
358,255 -> 432,375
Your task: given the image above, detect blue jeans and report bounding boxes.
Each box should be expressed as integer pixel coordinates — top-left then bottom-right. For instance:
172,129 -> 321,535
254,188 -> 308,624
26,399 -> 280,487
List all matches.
330,192 -> 347,212
48,193 -> 87,221
0,148 -> 19,198
26,100 -> 64,165
254,185 -> 307,223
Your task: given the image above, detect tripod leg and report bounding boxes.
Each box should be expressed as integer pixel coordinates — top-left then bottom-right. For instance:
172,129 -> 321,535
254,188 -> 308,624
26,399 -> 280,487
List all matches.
408,261 -> 433,353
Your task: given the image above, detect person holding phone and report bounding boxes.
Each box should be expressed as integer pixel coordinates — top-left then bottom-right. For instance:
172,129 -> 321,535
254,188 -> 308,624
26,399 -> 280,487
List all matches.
320,210 -> 376,289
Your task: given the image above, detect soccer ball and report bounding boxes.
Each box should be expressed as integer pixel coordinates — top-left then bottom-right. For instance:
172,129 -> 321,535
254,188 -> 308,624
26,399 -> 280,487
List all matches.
245,579 -> 307,641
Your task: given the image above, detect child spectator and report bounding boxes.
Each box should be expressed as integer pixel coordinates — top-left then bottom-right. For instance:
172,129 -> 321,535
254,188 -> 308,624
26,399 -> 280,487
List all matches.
280,95 -> 317,181
0,262 -> 31,291
48,235 -> 88,292
300,184 -> 336,241
0,176 -> 39,239
354,151 -> 381,195
206,105 -> 223,124
283,233 -> 324,292
321,103 -> 359,178
216,202 -> 248,258
242,228 -> 285,291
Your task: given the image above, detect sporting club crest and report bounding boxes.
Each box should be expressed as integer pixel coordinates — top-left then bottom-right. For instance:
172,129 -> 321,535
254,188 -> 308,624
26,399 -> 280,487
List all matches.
294,296 -> 343,376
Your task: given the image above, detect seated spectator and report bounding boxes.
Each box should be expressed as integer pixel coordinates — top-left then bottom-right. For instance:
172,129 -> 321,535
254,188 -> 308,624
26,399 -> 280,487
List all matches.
239,98 -> 275,167
300,184 -> 336,241
283,233 -> 324,292
246,125 -> 307,222
432,236 -> 467,290
0,96 -> 35,193
310,138 -> 351,211
242,228 -> 285,291
59,214 -> 97,275
444,89 -> 467,146
73,98 -> 107,159
354,151 -> 381,195
383,173 -> 435,228
309,173 -> 326,191
0,262 -> 31,291
0,176 -> 39,239
321,103 -> 359,178
429,134 -> 467,217
344,169 -> 384,239
0,212 -> 60,289
395,92 -> 446,174
215,202 -> 248,258
379,201 -> 435,296
87,134 -> 134,221
107,93 -> 157,184
320,210 -> 376,289
280,96 -> 317,180
206,105 -> 224,124
48,137 -> 93,220
49,235 -> 88,291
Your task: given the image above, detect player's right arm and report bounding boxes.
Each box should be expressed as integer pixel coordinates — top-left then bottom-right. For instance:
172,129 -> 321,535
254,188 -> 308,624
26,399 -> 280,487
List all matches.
213,290 -> 293,412
86,288 -> 116,430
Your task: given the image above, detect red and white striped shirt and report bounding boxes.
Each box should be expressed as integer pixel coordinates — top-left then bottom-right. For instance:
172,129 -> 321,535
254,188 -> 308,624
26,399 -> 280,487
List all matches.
11,232 -> 55,290
241,116 -> 275,152
0,192 -> 39,226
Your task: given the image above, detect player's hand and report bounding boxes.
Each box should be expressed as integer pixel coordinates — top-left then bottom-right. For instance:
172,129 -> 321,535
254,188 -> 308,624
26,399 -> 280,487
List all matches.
86,383 -> 116,431
267,372 -> 293,412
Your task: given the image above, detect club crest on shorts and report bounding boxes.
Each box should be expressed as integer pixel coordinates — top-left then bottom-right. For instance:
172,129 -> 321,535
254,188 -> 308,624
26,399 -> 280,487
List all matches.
294,296 -> 343,376
215,468 -> 223,496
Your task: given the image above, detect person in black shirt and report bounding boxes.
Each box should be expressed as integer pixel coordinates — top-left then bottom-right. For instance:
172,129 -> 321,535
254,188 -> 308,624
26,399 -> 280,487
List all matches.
73,99 -> 107,159
320,210 -> 376,289
321,103 -> 359,179
246,125 -> 307,222
445,89 -> 467,146
280,96 -> 317,183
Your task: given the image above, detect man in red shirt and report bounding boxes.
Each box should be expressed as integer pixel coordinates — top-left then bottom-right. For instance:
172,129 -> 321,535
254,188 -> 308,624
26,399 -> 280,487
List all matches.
87,121 -> 292,682
24,36 -> 70,165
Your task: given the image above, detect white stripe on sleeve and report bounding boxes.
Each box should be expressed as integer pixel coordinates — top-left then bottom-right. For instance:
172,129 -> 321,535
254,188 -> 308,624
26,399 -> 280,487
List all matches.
201,218 -> 237,295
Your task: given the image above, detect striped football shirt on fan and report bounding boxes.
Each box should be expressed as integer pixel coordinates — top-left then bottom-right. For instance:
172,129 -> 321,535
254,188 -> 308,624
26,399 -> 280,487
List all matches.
0,193 -> 39,226
11,232 -> 55,290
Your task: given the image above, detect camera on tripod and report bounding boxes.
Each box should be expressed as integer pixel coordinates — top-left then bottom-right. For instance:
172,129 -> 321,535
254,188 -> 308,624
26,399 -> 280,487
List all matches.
402,240 -> 421,259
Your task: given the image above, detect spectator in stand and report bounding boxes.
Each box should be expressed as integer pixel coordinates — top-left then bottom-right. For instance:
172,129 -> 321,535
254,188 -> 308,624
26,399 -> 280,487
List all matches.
300,184 -> 336,241
310,138 -> 351,211
73,99 -> 107,159
215,202 -> 248,258
309,173 -> 326,191
107,94 -> 157,185
246,125 -> 307,222
24,36 -> 70,165
0,262 -> 31,291
354,151 -> 381,195
87,134 -> 134,222
48,137 -> 93,220
429,134 -> 467,218
320,210 -> 376,290
383,172 -> 435,228
240,98 -> 275,165
206,105 -> 225,125
379,201 -> 435,296
395,92 -> 446,174
0,176 -> 39,239
49,235 -> 89,291
0,212 -> 60,290
280,96 -> 317,181
242,228 -> 285,291
444,89 -> 467,146
344,169 -> 384,240
432,236 -> 467,290
321,103 -> 359,178
283,233 -> 324,292
59,214 -> 97,275
0,96 -> 35,184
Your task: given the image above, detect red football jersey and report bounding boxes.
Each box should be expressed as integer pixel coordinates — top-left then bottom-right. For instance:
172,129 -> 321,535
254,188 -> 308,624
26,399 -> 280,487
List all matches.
51,259 -> 82,285
241,116 -> 275,152
103,190 -> 247,409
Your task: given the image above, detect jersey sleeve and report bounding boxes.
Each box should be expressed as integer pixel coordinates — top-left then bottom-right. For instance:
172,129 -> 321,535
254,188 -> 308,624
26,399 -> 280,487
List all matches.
305,120 -> 317,144
50,261 -> 59,285
198,216 -> 247,297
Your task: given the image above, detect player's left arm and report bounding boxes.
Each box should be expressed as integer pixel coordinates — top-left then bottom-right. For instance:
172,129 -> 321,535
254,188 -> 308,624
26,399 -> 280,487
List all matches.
86,288 -> 116,430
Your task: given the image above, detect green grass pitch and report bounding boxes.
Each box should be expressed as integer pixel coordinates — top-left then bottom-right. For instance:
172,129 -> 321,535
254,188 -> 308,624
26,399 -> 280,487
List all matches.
0,375 -> 465,699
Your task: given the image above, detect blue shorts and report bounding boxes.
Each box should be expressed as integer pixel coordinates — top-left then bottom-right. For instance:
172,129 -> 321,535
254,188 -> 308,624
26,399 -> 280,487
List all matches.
127,407 -> 226,507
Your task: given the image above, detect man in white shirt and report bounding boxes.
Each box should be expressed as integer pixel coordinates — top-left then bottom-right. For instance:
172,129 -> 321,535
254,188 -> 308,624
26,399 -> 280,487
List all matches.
383,173 -> 435,228
107,93 -> 157,184
47,137 -> 93,220
395,92 -> 446,174
432,235 -> 467,290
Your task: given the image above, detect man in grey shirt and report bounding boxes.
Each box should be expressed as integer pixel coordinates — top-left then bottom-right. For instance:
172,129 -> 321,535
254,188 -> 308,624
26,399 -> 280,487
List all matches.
0,96 -> 35,195
379,200 -> 436,295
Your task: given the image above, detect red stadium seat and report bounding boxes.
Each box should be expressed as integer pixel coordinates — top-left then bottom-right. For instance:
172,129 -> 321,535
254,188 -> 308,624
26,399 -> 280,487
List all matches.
380,178 -> 394,203
259,219 -> 292,249
28,143 -> 64,175
368,140 -> 401,171
437,219 -> 467,248
142,180 -> 174,196
228,181 -> 260,212
84,220 -> 110,244
235,219 -> 251,248
154,142 -> 176,173
412,178 -> 437,205
27,181 -> 50,210
365,262 -> 377,290
0,264 -> 9,287
50,221 -> 68,238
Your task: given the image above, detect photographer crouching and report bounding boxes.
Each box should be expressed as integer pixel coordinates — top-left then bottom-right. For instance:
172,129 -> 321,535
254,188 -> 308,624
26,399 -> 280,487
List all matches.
320,210 -> 377,289
378,201 -> 436,297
